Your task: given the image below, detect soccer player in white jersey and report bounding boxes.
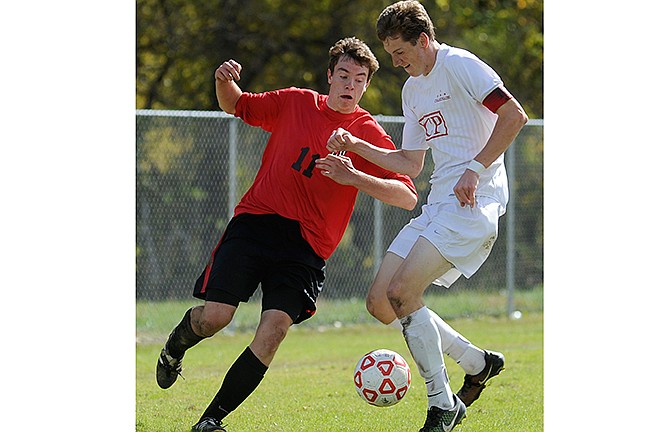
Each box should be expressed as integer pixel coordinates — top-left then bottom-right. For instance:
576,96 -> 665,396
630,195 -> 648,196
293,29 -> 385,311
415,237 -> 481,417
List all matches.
326,1 -> 528,430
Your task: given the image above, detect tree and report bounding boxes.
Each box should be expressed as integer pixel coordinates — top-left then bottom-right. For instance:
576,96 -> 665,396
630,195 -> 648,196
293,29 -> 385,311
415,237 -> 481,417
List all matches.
137,0 -> 543,117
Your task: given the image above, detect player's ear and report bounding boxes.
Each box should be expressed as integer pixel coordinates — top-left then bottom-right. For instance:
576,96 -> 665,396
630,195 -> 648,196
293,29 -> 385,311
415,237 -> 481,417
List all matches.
419,32 -> 429,48
327,69 -> 332,85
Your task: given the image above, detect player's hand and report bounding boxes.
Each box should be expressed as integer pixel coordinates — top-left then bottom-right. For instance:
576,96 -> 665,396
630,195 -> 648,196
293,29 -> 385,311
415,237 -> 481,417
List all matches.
315,153 -> 358,185
326,128 -> 355,154
453,169 -> 480,208
214,60 -> 242,82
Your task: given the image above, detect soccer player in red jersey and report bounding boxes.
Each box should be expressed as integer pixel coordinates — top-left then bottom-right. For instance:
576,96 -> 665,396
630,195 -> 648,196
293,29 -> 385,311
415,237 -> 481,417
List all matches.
155,37 -> 418,432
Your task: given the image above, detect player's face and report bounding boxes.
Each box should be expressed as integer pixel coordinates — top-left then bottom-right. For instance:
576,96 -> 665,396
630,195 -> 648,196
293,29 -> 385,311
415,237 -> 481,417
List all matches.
383,35 -> 429,77
327,57 -> 369,114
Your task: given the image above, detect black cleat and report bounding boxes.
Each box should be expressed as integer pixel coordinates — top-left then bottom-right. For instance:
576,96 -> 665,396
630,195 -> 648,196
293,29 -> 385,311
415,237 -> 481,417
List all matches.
456,350 -> 505,407
191,417 -> 227,432
155,347 -> 183,389
419,395 -> 466,432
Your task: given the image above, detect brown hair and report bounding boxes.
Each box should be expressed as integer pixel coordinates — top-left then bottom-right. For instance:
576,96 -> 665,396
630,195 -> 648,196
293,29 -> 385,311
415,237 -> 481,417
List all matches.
376,0 -> 435,45
328,37 -> 380,81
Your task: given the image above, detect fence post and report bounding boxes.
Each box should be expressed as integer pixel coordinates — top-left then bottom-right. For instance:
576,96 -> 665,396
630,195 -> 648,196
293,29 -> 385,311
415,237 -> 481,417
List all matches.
228,118 -> 238,220
373,198 -> 383,272
506,137 -> 517,318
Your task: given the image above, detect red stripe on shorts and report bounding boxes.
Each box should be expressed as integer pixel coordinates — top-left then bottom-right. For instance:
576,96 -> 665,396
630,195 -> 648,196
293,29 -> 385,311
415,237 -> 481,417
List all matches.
199,232 -> 227,295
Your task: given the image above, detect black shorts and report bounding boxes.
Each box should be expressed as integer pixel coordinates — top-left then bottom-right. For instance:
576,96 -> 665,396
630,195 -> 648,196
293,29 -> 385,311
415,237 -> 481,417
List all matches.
193,213 -> 326,324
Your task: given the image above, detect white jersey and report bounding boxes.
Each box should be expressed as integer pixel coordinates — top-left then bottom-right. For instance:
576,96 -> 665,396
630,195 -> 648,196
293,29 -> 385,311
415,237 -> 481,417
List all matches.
401,43 -> 509,211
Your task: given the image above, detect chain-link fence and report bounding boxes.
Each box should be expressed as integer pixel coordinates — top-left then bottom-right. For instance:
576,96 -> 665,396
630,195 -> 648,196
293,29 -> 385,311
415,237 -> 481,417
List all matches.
136,110 -> 542,316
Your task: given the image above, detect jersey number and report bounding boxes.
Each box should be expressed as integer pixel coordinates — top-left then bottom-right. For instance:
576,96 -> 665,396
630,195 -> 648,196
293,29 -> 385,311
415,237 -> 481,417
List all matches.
291,147 -> 320,178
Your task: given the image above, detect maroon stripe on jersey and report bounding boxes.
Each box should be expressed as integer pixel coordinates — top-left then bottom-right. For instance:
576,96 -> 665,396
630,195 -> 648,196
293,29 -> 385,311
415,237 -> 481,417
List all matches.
483,87 -> 512,113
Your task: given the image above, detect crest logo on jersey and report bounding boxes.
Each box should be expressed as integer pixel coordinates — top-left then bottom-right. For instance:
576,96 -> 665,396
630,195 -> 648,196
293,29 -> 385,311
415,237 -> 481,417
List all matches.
418,111 -> 448,141
434,91 -> 451,103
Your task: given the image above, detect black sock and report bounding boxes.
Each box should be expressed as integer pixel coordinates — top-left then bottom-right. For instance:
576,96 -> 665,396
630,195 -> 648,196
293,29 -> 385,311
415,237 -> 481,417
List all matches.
200,346 -> 268,421
166,308 -> 204,358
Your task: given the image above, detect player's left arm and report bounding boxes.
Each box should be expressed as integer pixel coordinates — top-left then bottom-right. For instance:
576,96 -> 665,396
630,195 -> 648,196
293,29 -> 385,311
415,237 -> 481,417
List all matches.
473,88 -> 528,168
453,88 -> 528,208
315,154 -> 418,210
214,59 -> 243,114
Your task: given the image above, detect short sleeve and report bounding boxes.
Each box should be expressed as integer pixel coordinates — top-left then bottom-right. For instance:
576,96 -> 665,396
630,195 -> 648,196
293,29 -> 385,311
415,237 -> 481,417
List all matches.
235,88 -> 289,132
401,84 -> 429,151
448,53 -> 503,104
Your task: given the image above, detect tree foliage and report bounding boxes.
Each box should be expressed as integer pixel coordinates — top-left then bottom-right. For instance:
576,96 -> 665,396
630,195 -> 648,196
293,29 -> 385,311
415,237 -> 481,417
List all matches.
136,1 -> 544,299
137,0 -> 543,117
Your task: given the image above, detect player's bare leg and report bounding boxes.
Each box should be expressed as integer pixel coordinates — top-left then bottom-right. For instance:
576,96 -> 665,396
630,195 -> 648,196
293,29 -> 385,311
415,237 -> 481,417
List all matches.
381,237 -> 504,407
368,252 -> 478,359
156,302 -> 236,389
366,252 -> 405,324
192,302 -> 236,335
367,251 -> 468,366
193,309 -> 293,431
248,309 -> 293,366
371,248 -> 488,368
387,237 -> 462,400
384,236 -> 466,431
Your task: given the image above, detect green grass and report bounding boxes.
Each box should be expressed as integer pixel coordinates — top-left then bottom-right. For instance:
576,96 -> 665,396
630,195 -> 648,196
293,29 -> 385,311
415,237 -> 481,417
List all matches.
137,286 -> 543,343
136,293 -> 543,431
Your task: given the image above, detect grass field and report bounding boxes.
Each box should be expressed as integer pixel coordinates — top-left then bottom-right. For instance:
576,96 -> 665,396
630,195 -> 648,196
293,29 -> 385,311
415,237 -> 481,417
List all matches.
136,289 -> 543,431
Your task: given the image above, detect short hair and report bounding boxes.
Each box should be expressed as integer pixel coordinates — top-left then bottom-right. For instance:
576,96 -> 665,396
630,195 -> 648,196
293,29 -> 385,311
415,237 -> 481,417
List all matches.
376,0 -> 435,45
328,37 -> 380,81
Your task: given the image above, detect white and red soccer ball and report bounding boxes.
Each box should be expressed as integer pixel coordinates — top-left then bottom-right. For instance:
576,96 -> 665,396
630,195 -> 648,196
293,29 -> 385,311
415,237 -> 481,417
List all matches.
353,349 -> 411,407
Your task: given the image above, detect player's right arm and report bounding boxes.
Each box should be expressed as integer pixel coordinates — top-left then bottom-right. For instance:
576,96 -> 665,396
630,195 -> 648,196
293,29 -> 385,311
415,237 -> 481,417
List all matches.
214,59 -> 243,114
326,128 -> 426,178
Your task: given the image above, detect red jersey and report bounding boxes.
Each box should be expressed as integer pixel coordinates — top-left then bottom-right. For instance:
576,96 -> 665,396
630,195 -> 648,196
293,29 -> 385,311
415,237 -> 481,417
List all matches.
233,87 -> 416,259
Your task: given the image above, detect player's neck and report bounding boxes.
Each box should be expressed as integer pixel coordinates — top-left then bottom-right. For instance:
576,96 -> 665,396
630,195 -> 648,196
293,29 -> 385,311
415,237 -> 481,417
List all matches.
423,41 -> 441,76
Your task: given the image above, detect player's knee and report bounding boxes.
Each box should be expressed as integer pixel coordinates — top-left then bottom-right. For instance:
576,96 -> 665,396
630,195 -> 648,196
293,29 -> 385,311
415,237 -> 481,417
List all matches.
264,325 -> 288,351
192,312 -> 232,337
251,320 -> 289,363
365,296 -> 376,317
366,290 -> 389,323
386,280 -> 405,313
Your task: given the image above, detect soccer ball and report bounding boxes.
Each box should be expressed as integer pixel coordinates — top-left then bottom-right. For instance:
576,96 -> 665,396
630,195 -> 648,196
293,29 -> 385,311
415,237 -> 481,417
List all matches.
353,349 -> 411,407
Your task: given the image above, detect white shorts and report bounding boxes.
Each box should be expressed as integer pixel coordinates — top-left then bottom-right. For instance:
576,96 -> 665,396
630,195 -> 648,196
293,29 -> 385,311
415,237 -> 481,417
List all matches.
387,196 -> 504,288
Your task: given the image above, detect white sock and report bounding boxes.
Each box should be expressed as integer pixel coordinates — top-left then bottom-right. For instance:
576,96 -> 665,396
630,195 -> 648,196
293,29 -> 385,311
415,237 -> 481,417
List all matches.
427,309 -> 486,375
400,307 -> 454,410
389,311 -> 486,375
